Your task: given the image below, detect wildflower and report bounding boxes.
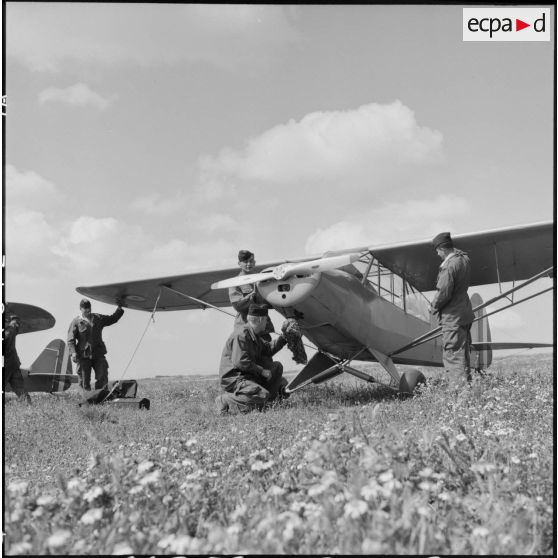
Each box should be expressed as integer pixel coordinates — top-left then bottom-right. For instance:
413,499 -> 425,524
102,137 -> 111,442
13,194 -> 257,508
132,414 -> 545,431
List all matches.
139,470 -> 161,485
36,494 -> 56,506
344,499 -> 368,518
471,462 -> 496,474
417,506 -> 431,517
159,446 -> 168,456
137,460 -> 154,474
419,481 -> 437,492
472,526 -> 489,537
378,470 -> 394,484
511,456 -> 520,464
9,542 -> 33,554
80,507 -> 103,524
455,433 -> 467,443
8,480 -> 28,495
47,530 -> 71,549
528,452 -> 538,459
268,485 -> 286,497
418,467 -> 434,478
83,486 -> 104,502
185,438 -> 198,447
112,542 -> 134,554
362,538 -> 382,553
67,478 -> 84,493
251,460 -> 274,472
361,481 -> 379,501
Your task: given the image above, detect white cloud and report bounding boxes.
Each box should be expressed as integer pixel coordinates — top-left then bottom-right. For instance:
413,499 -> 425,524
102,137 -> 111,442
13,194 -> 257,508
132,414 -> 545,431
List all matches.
7,4 -> 300,72
130,193 -> 186,217
38,83 -> 115,111
305,194 -> 471,254
197,101 -> 443,193
6,164 -> 60,206
197,101 -> 443,203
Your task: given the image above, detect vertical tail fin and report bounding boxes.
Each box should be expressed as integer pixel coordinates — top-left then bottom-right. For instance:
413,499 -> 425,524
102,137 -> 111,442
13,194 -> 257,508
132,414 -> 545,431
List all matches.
28,339 -> 75,392
470,293 -> 493,371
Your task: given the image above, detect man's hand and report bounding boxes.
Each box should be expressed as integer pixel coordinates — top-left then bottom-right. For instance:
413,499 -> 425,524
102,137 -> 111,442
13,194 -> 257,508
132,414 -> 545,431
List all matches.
71,354 -> 78,363
261,369 -> 272,381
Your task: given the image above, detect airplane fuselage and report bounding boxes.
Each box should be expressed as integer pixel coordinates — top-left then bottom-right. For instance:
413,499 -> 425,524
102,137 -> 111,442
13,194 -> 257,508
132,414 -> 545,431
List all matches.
258,270 -> 444,367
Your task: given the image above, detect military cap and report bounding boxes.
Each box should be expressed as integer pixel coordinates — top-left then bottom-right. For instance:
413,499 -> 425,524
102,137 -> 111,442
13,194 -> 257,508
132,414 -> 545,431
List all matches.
80,298 -> 91,308
248,304 -> 268,317
238,250 -> 254,262
432,232 -> 453,249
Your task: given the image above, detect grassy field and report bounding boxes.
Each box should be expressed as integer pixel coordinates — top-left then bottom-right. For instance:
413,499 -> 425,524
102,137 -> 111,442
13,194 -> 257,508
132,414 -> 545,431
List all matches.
3,353 -> 554,555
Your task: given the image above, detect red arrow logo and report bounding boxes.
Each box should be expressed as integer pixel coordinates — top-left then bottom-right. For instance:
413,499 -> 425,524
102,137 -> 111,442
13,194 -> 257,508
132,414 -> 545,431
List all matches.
516,19 -> 530,31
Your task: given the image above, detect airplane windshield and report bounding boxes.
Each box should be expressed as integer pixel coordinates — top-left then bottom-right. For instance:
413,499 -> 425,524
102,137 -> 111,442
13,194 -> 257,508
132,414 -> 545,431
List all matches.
350,255 -> 431,321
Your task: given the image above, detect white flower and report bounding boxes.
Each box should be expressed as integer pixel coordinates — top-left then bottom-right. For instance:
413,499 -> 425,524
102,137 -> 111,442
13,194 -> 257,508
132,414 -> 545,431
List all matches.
268,485 -> 286,497
418,467 -> 434,478
83,486 -> 103,502
80,508 -> 103,524
455,433 -> 467,442
8,480 -> 28,495
112,542 -> 134,554
159,446 -> 168,456
9,542 -> 33,554
251,460 -> 275,472
139,470 -> 161,486
47,530 -> 71,549
472,526 -> 489,537
344,499 -> 368,518
37,494 -> 56,506
378,470 -> 394,483
137,460 -> 154,474
67,478 -> 84,493
511,456 -> 520,464
185,438 -> 198,447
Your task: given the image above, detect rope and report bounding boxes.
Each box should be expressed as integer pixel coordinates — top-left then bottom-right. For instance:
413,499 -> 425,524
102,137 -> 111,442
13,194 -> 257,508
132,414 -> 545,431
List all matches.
99,289 -> 162,403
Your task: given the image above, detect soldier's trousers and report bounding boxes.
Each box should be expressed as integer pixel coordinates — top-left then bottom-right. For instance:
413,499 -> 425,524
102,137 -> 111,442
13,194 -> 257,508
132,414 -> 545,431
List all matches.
77,357 -> 109,391
3,366 -> 31,403
221,362 -> 288,413
441,324 -> 472,388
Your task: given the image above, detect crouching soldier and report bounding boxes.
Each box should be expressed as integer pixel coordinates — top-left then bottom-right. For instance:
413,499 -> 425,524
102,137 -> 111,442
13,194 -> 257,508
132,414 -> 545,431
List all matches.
215,304 -> 288,414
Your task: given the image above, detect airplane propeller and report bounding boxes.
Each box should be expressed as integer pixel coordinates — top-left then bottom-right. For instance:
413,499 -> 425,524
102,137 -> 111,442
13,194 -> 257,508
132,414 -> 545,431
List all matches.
211,253 -> 360,290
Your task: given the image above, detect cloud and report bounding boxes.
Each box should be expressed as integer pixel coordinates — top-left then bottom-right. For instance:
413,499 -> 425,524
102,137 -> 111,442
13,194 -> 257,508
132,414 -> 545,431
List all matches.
6,164 -> 61,207
130,193 -> 186,217
7,4 -> 300,72
305,194 -> 471,254
196,100 -> 443,199
38,83 -> 115,111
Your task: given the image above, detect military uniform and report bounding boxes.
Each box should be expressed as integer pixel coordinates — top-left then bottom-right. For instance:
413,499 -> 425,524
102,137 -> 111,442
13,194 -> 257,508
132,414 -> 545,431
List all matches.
68,307 -> 124,390
217,323 -> 287,413
228,270 -> 275,338
3,319 -> 31,403
431,249 -> 475,386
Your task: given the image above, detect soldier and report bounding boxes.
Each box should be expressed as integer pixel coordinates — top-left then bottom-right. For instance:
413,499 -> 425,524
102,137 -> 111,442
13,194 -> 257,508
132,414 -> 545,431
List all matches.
3,313 -> 31,404
215,304 -> 288,414
68,299 -> 124,391
228,249 -> 274,341
430,232 -> 475,388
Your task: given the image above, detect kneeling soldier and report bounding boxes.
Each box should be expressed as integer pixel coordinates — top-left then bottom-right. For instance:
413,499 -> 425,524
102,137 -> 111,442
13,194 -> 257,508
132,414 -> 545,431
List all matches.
216,304 -> 288,414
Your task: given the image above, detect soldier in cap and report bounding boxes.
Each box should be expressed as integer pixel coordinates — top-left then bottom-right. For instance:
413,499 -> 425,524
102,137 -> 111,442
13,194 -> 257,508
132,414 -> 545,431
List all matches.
430,232 -> 475,388
228,249 -> 275,341
215,304 -> 289,414
67,299 -> 124,390
3,313 -> 31,404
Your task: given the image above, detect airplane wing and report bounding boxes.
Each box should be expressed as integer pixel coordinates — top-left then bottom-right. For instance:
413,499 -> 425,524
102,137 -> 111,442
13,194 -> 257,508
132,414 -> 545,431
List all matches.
326,220 -> 554,292
77,220 -> 553,311
76,263 -> 287,312
5,302 -> 56,334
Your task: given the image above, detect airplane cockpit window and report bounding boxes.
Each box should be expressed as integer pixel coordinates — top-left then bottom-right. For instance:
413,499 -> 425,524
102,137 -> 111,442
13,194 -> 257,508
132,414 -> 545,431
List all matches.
352,255 -> 430,321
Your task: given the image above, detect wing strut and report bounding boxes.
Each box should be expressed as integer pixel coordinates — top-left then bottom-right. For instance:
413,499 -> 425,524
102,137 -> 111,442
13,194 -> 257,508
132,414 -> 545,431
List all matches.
161,285 -> 236,318
389,266 -> 553,357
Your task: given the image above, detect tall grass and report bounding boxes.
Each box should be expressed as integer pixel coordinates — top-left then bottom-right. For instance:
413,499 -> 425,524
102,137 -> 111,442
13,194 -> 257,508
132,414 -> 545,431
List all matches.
3,354 -> 554,555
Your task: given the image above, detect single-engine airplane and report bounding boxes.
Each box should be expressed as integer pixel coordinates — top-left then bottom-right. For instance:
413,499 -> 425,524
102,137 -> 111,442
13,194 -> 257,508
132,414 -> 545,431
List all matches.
4,303 -> 79,393
76,221 -> 553,394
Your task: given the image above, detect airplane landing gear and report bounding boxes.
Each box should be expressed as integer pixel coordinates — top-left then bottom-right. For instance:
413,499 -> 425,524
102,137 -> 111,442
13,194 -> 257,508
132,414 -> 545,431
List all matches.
398,369 -> 426,394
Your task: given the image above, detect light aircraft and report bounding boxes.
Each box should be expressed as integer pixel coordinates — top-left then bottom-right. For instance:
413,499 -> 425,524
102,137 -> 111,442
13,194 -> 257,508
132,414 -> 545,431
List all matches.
4,303 -> 79,393
76,221 -> 553,394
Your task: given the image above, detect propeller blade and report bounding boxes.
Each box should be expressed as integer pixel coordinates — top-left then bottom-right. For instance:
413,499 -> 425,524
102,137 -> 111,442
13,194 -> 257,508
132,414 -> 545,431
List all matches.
272,253 -> 360,280
211,271 -> 276,290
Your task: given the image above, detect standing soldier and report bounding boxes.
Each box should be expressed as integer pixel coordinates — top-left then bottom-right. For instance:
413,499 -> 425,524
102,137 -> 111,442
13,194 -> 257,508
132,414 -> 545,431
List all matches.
228,250 -> 275,341
3,313 -> 31,404
430,232 -> 475,388
68,299 -> 124,391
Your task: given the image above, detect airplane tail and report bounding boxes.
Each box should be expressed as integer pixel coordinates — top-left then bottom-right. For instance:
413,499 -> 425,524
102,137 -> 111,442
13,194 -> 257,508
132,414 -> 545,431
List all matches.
470,293 -> 493,371
28,339 -> 77,392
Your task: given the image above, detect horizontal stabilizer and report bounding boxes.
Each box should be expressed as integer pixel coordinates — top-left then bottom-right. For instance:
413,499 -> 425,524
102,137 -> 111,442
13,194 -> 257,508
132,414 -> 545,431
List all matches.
471,342 -> 553,351
286,352 -> 342,393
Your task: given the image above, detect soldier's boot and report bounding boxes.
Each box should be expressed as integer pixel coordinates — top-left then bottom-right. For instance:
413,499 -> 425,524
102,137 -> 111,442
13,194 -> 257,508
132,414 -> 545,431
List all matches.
214,394 -> 229,415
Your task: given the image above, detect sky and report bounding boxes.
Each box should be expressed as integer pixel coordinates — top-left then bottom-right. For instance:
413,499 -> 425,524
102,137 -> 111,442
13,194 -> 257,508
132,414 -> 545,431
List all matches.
3,4 -> 555,380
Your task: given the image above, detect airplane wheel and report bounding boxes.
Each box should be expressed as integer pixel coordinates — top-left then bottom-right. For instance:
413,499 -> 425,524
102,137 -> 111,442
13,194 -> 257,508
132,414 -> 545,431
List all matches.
399,369 -> 426,394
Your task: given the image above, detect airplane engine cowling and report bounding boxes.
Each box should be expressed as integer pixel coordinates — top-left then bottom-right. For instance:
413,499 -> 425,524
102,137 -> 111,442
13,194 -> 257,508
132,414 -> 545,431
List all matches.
257,273 -> 321,308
